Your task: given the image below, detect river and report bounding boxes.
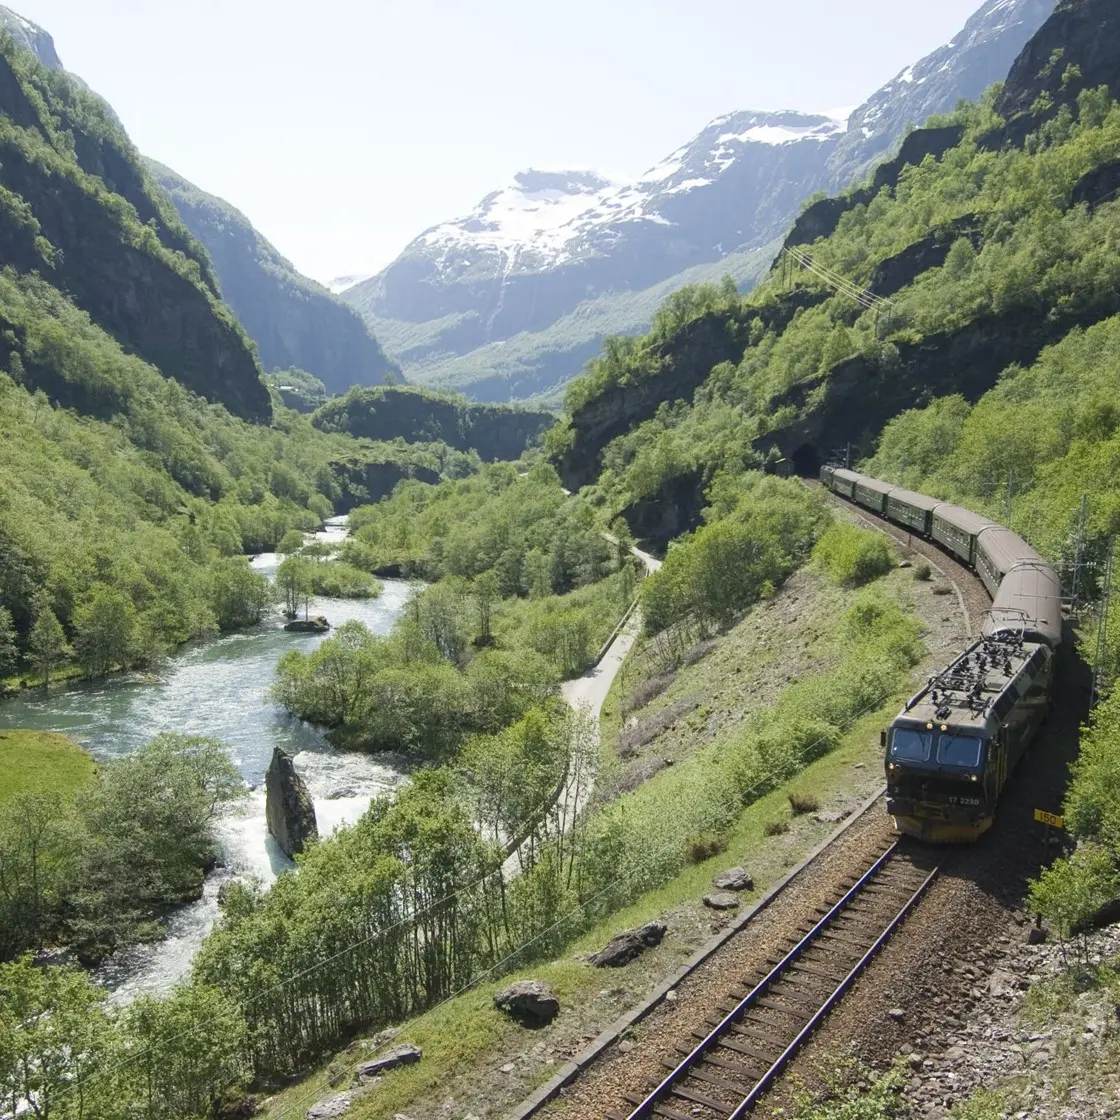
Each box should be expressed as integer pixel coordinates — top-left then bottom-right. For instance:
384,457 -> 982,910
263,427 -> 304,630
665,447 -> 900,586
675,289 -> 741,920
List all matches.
0,518 -> 412,1000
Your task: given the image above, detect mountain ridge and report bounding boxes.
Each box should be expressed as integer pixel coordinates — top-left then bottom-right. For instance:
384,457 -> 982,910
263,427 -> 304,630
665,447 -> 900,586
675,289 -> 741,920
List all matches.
344,0 -> 1055,403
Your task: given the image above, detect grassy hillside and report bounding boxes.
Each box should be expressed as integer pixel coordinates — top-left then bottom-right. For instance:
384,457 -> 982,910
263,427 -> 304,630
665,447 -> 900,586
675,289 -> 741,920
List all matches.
0,729 -> 93,802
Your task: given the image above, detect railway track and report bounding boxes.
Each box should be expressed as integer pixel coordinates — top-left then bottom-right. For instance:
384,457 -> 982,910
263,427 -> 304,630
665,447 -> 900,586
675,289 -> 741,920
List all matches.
609,841 -> 941,1120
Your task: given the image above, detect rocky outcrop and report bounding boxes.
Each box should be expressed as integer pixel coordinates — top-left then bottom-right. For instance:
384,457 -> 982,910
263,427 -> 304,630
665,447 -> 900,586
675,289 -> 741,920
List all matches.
992,0 -> 1120,147
588,920 -> 668,967
353,1044 -> 422,1080
148,160 -> 399,395
557,312 -> 747,491
1070,158 -> 1120,211
493,980 -> 560,1025
265,747 -> 318,858
869,215 -> 983,298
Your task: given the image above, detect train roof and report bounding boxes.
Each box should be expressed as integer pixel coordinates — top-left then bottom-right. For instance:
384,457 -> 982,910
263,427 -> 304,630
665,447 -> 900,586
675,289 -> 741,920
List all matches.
977,526 -> 1048,572
885,486 -> 942,513
932,503 -> 997,536
853,475 -> 895,497
832,468 -> 864,485
983,561 -> 1063,649
895,633 -> 1049,737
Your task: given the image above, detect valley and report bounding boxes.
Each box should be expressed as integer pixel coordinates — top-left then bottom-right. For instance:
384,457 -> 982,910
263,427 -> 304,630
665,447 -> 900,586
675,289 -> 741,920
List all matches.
2,1 -> 1120,1119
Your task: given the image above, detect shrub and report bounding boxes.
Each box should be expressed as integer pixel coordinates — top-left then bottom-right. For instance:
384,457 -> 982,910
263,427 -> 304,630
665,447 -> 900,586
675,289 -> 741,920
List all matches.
685,829 -> 728,864
812,523 -> 893,587
788,791 -> 821,815
913,561 -> 932,581
765,819 -> 790,837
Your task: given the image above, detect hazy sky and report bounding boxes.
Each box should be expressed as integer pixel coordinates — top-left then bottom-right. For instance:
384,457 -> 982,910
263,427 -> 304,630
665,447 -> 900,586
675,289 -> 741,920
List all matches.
15,0 -> 986,283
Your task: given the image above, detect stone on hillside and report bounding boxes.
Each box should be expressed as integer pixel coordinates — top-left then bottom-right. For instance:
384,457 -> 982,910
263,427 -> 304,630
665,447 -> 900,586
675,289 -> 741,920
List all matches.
265,746 -> 318,857
703,892 -> 740,911
1026,925 -> 1048,945
306,1093 -> 354,1119
494,979 -> 560,1025
712,867 -> 753,892
812,809 -> 851,825
589,921 -> 667,967
354,1044 -> 422,1080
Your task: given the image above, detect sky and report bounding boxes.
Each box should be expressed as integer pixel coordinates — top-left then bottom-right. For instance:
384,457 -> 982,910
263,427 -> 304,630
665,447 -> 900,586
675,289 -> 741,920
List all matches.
14,0 -> 989,285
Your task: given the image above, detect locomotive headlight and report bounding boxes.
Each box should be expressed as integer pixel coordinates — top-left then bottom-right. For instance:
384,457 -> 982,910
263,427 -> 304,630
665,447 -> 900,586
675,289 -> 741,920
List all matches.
926,722 -> 933,730
970,774 -> 978,781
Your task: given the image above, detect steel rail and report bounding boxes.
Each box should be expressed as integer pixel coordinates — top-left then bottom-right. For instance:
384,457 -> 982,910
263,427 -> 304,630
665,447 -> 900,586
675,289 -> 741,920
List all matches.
623,842 -> 939,1119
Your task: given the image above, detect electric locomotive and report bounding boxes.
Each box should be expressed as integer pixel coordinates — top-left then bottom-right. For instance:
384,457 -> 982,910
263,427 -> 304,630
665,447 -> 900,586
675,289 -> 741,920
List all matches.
818,465 -> 1063,842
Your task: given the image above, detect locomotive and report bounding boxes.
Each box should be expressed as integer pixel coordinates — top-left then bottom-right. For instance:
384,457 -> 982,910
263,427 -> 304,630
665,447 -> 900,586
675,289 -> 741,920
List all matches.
819,465 -> 1063,842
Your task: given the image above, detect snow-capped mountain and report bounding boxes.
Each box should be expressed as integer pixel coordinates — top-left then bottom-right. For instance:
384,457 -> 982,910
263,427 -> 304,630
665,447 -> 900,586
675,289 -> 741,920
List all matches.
0,4 -> 61,69
343,0 -> 1054,403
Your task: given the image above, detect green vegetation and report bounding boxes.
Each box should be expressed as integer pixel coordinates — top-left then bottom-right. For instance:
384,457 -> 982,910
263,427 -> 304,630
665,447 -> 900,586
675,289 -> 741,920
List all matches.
0,729 -> 93,803
812,522 -> 895,587
641,473 -> 826,634
0,734 -> 244,963
312,384 -> 555,461
558,83 -> 1120,581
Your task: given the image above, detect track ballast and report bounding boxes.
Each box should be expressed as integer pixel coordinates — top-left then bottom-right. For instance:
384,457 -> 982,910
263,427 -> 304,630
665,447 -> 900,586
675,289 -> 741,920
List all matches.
610,841 -> 940,1120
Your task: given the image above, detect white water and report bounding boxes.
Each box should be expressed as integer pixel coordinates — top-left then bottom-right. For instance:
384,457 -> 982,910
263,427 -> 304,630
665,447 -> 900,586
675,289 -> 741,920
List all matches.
0,517 -> 412,1000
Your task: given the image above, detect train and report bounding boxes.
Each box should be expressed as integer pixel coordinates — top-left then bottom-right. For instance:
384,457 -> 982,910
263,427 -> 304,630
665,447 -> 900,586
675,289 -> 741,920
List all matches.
819,465 -> 1063,842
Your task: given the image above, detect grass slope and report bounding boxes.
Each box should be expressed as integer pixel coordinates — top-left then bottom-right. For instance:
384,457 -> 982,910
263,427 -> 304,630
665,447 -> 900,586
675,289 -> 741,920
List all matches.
0,728 -> 94,802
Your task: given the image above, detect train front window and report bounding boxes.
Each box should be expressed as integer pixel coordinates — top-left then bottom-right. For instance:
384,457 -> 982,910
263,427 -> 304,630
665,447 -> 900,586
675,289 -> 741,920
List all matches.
936,734 -> 985,768
890,728 -> 932,762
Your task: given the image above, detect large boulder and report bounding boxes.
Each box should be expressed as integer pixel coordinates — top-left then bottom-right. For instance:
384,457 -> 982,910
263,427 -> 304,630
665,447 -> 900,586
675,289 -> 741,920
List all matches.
712,867 -> 754,892
494,979 -> 560,1025
265,747 -> 318,857
588,921 -> 667,967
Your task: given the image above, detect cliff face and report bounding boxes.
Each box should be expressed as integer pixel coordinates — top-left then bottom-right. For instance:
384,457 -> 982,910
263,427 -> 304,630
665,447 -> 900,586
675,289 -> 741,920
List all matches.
149,161 -> 400,395
0,35 -> 270,421
312,386 -> 555,462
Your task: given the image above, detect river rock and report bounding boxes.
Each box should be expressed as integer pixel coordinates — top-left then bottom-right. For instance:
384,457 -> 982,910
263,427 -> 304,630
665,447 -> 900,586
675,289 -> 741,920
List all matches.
354,1043 -> 422,1079
306,1093 -> 354,1119
712,867 -> 754,892
589,921 -> 667,967
265,747 -> 318,857
494,979 -> 560,1025
703,892 -> 740,911
285,616 -> 330,633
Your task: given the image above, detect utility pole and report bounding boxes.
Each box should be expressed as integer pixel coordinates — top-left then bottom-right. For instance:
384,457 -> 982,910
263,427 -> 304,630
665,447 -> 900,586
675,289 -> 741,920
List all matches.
1091,536 -> 1116,706
1005,470 -> 1014,527
1070,494 -> 1089,612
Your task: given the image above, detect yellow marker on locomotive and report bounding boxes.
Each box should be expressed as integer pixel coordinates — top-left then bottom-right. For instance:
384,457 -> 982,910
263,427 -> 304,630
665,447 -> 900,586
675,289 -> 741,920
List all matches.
883,632 -> 1054,843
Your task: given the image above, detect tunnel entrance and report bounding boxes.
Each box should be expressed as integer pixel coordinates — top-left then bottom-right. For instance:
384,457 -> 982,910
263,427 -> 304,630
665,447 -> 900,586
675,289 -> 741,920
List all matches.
792,443 -> 821,478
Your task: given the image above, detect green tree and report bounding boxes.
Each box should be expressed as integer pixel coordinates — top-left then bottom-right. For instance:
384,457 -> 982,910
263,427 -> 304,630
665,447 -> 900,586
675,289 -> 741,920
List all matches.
473,570 -> 499,645
1028,844 -> 1120,965
0,956 -> 123,1120
276,554 -> 313,618
73,586 -> 137,676
277,528 -> 306,555
28,600 -> 69,687
0,605 -> 17,679
208,559 -> 271,631
123,984 -> 247,1120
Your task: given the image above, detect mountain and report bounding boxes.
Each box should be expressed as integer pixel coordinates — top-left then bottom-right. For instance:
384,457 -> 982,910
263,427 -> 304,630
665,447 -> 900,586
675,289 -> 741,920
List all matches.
343,0 -> 1054,404
0,28 -> 269,420
0,4 -> 59,69
148,162 -> 400,395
